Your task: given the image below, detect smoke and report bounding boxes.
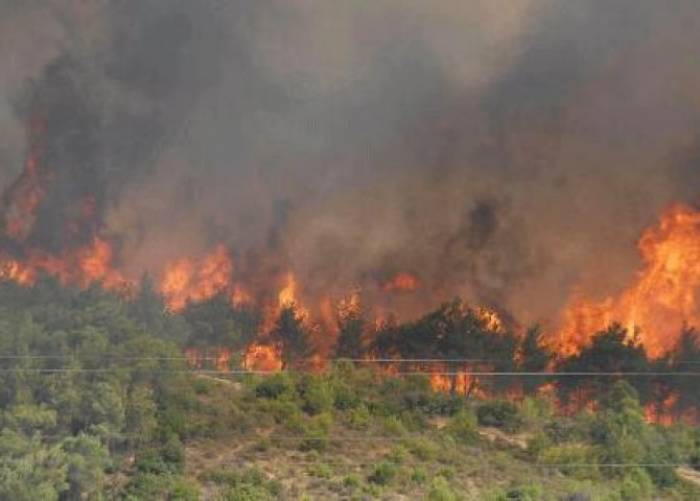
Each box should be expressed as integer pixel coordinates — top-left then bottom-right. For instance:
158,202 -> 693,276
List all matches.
2,0 -> 700,326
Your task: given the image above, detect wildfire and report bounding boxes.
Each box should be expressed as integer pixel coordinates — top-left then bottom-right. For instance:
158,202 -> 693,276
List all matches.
382,272 -> 420,293
243,343 -> 282,372
558,204 -> 700,357
476,306 -> 504,333
0,236 -> 128,290
278,272 -> 298,308
3,111 -> 48,242
159,245 -> 233,311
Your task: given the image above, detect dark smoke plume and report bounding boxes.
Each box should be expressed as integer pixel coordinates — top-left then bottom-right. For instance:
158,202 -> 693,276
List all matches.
2,0 -> 700,327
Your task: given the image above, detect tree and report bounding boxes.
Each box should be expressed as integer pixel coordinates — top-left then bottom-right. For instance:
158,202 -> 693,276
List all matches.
556,324 -> 651,408
0,430 -> 68,501
665,327 -> 700,419
182,292 -> 258,352
518,326 -> 553,395
60,434 -> 109,499
269,305 -> 311,370
335,305 -> 367,360
131,274 -> 190,344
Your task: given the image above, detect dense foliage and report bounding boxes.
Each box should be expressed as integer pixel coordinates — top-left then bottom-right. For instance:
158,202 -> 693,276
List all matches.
0,278 -> 698,498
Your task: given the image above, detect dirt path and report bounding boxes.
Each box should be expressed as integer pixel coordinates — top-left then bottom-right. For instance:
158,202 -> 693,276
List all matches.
477,427 -> 529,450
677,466 -> 700,488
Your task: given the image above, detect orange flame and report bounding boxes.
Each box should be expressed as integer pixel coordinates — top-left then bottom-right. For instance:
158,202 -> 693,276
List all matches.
4,112 -> 48,241
382,272 -> 420,293
0,236 -> 128,291
159,245 -> 233,311
278,272 -> 298,308
558,204 -> 700,357
243,343 -> 282,372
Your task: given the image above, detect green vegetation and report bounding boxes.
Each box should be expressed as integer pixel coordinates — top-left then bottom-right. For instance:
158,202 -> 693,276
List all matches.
0,278 -> 698,498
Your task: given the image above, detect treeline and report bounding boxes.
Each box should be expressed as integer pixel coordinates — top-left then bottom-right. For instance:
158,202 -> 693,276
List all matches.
247,298 -> 700,422
0,277 -> 698,498
0,278 -> 198,498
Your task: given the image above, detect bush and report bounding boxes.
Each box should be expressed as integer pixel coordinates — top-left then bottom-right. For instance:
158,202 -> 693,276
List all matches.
403,437 -> 439,461
381,416 -> 408,436
342,474 -> 361,491
168,476 -> 201,500
255,374 -> 294,400
410,467 -> 427,484
520,397 -> 553,428
368,461 -> 397,485
427,476 -> 459,501
299,413 -> 332,452
499,483 -> 543,501
446,409 -> 479,445
387,445 -> 410,464
125,473 -> 199,500
537,444 -> 599,480
346,404 -> 371,430
135,446 -> 182,476
543,419 -> 586,444
619,468 -> 653,501
691,452 -> 700,472
264,400 -> 304,431
207,468 -> 282,500
477,401 -> 524,433
307,462 -> 333,478
299,376 -> 334,415
333,383 -> 360,410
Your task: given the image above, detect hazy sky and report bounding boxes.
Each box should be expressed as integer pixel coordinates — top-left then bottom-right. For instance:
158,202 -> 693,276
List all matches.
1,0 -> 700,325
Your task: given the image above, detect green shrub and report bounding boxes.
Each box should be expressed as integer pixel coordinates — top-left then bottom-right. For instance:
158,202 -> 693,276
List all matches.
619,468 -> 653,501
223,483 -> 275,501
307,462 -> 333,478
426,476 -> 459,501
526,432 -> 552,458
368,461 -> 397,485
192,379 -> 210,395
411,467 -> 427,484
264,400 -> 304,431
343,474 -> 361,490
477,401 -> 524,433
125,474 -> 199,500
169,476 -> 201,500
255,374 -> 294,399
206,468 -> 281,500
387,445 -> 410,464
299,430 -> 329,452
299,376 -> 334,415
346,404 -> 371,430
135,447 -> 181,475
403,437 -> 439,461
691,452 -> 700,472
333,383 -> 360,410
446,409 -> 479,445
544,419 -> 586,444
537,444 -> 599,480
381,415 -> 408,436
298,413 -> 332,452
520,397 -> 553,428
499,483 -> 543,501
643,444 -> 678,488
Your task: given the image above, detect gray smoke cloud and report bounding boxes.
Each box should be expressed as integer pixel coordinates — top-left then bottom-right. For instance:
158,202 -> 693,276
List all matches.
2,0 -> 700,326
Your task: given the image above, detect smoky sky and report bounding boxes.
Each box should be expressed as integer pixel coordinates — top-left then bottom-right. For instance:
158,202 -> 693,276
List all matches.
1,0 -> 700,325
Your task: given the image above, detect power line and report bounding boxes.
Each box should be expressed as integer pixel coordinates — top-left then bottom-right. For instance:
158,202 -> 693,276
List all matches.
0,368 -> 699,376
0,355 -> 699,364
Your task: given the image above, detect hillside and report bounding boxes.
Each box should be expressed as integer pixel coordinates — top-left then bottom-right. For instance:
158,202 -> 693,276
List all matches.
169,371 -> 700,500
0,280 -> 698,500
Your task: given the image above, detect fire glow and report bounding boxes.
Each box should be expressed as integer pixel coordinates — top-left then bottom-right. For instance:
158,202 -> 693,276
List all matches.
2,99 -> 700,376
557,204 -> 700,358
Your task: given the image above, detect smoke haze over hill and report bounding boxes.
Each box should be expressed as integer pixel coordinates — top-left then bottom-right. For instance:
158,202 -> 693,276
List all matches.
2,0 -> 700,330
